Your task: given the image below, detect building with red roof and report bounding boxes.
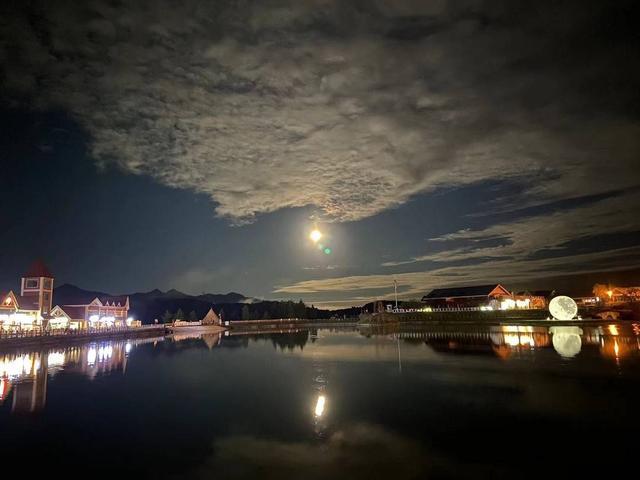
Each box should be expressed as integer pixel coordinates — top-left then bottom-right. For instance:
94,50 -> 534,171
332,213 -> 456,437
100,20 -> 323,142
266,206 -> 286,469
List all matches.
0,261 -> 55,332
1,262 -> 131,332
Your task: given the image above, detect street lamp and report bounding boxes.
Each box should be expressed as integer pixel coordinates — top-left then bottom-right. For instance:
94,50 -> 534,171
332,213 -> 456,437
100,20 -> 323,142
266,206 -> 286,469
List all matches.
394,279 -> 398,311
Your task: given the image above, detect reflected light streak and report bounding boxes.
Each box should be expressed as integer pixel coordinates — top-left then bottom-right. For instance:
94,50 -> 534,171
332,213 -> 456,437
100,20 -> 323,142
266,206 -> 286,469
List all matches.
0,354 -> 40,379
503,333 -> 535,347
47,351 -> 65,367
314,395 -> 326,417
87,347 -> 97,366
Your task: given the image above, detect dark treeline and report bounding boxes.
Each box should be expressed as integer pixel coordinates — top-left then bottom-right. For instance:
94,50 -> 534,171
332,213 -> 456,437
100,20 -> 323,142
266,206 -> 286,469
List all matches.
143,299 -> 361,324
239,300 -> 321,320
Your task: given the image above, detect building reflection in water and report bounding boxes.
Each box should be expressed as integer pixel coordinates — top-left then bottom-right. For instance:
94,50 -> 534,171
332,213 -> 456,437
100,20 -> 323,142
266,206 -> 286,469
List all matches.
394,323 -> 640,360
0,336 -> 161,414
170,332 -> 222,350
396,325 -> 551,358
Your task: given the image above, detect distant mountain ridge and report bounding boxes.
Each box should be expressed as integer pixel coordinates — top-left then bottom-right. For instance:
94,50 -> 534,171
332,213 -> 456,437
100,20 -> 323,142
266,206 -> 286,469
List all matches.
54,283 -> 250,304
53,284 -> 253,322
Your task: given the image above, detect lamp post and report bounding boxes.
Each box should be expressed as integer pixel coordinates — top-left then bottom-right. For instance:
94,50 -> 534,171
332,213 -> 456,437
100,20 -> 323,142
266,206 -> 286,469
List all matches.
394,279 -> 398,311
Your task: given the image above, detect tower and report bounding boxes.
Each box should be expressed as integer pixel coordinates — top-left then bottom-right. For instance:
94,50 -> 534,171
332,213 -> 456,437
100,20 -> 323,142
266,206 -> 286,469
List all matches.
21,260 -> 54,316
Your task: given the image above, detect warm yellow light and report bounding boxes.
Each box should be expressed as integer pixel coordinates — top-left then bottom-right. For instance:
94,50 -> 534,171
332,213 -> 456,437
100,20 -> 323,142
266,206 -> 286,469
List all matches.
310,229 -> 322,243
607,290 -> 613,298
314,395 -> 326,417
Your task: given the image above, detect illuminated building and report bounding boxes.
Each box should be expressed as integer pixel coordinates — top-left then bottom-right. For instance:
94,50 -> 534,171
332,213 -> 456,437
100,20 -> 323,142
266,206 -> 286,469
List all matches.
573,296 -> 600,306
593,285 -> 640,304
421,284 -> 548,310
2,262 -> 131,332
49,305 -> 87,330
514,290 -> 552,309
51,295 -> 130,330
0,261 -> 54,332
421,284 -> 509,309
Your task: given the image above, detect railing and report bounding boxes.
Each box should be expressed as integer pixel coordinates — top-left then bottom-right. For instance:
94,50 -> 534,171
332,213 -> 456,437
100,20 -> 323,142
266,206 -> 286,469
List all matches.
388,307 -> 486,313
227,318 -> 309,326
384,306 -> 548,313
0,324 -> 164,340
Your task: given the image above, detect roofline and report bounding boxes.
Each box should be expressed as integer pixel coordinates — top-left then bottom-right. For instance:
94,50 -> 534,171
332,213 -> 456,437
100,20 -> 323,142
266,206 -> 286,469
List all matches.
422,294 -> 502,300
422,284 -> 511,300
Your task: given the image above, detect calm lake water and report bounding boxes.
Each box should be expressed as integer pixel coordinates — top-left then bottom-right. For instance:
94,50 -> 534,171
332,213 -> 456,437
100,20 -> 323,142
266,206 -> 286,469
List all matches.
2,323 -> 640,479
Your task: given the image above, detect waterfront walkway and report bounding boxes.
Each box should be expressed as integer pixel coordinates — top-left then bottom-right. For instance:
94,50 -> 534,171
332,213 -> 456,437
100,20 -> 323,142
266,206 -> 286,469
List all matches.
0,325 -> 166,348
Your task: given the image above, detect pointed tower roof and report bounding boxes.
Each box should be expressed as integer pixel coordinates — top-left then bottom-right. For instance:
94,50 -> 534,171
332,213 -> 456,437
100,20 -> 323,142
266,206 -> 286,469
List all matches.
202,308 -> 221,325
24,260 -> 53,278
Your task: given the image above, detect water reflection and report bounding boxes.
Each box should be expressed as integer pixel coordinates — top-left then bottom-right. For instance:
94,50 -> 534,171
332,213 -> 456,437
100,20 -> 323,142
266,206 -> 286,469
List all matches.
220,322 -> 640,364
549,326 -> 582,358
224,329 -> 310,352
1,325 -> 640,479
388,323 -> 640,361
171,332 -> 222,349
310,330 -> 329,437
314,395 -> 326,417
0,336 -> 161,413
197,424 -> 446,480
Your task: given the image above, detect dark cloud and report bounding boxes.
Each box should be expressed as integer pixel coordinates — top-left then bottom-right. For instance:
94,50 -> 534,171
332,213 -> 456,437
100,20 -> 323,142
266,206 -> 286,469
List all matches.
2,0 -> 638,220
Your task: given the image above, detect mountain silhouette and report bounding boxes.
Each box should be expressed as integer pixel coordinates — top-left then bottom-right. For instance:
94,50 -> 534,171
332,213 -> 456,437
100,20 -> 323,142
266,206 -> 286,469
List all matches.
53,284 -> 252,323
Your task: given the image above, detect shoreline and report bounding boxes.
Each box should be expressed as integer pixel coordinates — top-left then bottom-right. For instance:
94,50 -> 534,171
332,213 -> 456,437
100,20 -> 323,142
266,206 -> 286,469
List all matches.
0,325 -> 166,349
165,324 -> 226,334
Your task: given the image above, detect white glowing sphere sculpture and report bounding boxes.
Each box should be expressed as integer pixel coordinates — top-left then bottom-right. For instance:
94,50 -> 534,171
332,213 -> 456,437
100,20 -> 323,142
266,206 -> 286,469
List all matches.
548,296 -> 578,321
549,326 -> 583,358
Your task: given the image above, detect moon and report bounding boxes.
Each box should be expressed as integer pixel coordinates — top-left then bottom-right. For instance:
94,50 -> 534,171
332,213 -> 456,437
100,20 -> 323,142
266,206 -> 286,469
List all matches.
548,295 -> 578,321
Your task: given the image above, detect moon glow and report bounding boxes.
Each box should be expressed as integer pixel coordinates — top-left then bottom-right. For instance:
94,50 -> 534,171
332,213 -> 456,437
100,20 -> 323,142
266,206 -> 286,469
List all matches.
310,229 -> 322,243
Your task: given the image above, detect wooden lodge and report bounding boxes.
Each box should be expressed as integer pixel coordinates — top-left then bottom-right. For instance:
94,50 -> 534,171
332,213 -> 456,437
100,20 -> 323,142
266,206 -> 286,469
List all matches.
421,284 -> 547,310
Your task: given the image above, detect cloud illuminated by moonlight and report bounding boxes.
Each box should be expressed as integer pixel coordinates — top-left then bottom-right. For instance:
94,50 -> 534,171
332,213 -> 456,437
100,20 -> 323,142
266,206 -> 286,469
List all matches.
1,0 -> 638,225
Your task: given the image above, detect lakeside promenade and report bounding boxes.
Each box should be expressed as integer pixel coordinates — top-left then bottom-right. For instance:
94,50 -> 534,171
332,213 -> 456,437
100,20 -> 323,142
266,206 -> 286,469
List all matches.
0,325 -> 166,348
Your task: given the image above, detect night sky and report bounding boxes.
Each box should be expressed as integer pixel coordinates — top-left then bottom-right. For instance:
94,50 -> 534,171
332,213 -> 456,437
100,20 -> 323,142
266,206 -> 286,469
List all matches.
1,1 -> 639,308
